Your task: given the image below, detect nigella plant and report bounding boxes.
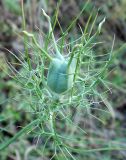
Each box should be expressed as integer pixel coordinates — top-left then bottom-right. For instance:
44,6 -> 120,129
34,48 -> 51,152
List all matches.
22,9 -> 106,97
22,10 -> 80,96
0,3 -> 117,159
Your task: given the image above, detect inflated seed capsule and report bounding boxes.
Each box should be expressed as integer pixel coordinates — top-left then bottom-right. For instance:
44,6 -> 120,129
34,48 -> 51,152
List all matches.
42,9 -> 77,94
47,58 -> 74,94
22,10 -> 79,95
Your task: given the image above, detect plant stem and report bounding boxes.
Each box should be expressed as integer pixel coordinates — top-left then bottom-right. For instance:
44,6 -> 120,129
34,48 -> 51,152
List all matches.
0,118 -> 41,151
42,9 -> 64,60
50,111 -> 55,135
21,0 -> 32,70
22,31 -> 52,61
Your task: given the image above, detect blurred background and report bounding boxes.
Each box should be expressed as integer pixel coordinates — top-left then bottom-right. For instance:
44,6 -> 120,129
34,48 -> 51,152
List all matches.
0,0 -> 126,159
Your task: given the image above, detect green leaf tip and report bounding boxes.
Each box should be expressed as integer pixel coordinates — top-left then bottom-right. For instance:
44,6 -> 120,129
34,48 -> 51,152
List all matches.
98,17 -> 106,34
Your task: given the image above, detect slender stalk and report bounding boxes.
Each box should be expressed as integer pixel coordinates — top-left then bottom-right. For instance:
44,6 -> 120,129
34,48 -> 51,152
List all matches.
0,118 -> 41,151
42,9 -> 64,60
21,0 -> 32,70
50,111 -> 55,135
49,111 -> 62,148
22,31 -> 52,61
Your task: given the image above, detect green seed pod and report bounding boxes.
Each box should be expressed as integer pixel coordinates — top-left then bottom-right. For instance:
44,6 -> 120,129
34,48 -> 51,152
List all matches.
41,10 -> 77,94
47,58 -> 74,94
22,10 -> 79,95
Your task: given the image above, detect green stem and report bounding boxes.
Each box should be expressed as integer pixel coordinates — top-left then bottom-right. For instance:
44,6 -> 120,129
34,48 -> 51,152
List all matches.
49,109 -> 60,144
22,31 -> 52,61
42,9 -> 63,60
21,0 -> 32,70
50,111 -> 55,135
0,118 -> 41,151
64,144 -> 126,153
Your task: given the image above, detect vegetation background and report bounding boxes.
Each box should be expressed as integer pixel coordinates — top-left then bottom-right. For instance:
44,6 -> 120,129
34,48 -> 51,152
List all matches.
0,0 -> 126,159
